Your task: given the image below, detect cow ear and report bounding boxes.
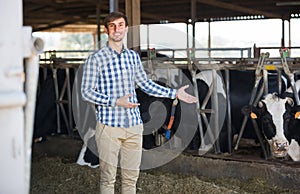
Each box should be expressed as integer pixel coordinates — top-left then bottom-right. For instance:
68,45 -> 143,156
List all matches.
250,112 -> 258,119
295,111 -> 300,119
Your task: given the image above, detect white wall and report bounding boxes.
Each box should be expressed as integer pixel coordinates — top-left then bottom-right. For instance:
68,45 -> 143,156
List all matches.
0,0 -> 27,193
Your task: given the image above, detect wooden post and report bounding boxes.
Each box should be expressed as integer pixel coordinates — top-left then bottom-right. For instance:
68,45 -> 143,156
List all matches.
96,2 -> 101,49
110,0 -> 119,12
191,0 -> 196,53
125,0 -> 141,52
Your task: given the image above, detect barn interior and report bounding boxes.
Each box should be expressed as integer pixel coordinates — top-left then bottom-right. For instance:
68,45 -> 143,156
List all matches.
21,0 -> 300,192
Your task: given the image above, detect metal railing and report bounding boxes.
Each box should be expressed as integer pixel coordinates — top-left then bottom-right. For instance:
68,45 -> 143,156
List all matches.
39,47 -> 252,67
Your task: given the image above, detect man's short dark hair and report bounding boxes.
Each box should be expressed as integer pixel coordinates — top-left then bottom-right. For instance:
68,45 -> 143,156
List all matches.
104,12 -> 128,28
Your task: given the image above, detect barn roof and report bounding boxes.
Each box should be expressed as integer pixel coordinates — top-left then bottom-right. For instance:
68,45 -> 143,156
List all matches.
24,0 -> 300,31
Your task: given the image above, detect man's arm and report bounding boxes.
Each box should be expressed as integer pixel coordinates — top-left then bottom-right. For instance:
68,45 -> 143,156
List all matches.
81,55 -> 117,106
134,54 -> 197,104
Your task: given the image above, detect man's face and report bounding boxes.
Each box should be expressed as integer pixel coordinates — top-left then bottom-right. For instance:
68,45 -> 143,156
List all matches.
106,17 -> 128,42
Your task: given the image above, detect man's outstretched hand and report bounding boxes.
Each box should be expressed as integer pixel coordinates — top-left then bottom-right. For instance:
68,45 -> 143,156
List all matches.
116,86 -> 197,108
116,94 -> 140,108
176,85 -> 198,103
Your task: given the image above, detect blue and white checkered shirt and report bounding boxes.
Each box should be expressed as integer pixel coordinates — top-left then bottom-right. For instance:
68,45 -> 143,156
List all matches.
81,44 -> 177,128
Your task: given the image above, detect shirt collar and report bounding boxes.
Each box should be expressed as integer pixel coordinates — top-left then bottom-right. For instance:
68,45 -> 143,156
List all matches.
106,42 -> 129,55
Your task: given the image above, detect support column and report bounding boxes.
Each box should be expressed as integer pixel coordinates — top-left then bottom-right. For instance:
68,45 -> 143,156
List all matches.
125,0 -> 141,51
288,19 -> 291,48
110,0 -> 119,12
96,2 -> 101,49
208,21 -> 211,58
281,18 -> 285,47
191,0 -> 196,52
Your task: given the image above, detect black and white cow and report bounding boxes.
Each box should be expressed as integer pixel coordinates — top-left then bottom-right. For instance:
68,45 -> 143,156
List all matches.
243,80 -> 300,161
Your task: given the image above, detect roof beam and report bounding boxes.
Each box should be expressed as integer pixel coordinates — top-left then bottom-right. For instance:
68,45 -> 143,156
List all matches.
34,21 -> 72,32
142,12 -> 184,23
196,0 -> 281,18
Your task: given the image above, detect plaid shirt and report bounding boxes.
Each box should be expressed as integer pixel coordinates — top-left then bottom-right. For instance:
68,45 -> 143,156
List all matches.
81,44 -> 177,128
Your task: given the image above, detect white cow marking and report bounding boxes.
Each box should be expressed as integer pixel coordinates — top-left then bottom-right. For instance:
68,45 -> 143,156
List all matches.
262,94 -> 288,143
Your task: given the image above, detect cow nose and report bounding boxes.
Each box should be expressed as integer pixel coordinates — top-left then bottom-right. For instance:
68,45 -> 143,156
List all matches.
271,140 -> 289,158
274,141 -> 288,151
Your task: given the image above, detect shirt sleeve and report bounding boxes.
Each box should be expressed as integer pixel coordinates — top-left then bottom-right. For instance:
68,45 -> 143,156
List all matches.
81,55 -> 116,106
134,53 -> 177,99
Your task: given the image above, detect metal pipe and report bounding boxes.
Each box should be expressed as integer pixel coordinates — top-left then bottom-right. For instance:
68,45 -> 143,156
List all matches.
277,70 -> 282,94
200,80 -> 215,144
58,75 -> 70,131
186,23 -> 189,52
208,21 -> 211,58
212,69 -> 220,153
190,71 -> 204,152
263,69 -> 268,95
281,19 -> 285,47
225,69 -> 232,153
52,68 -> 61,133
147,24 -> 150,50
191,0 -> 196,58
253,82 -> 265,106
24,36 -> 44,194
251,119 -> 269,159
66,68 -> 73,136
289,20 -> 291,49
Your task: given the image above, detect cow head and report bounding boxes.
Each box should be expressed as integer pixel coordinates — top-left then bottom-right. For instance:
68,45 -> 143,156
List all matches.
243,93 -> 296,158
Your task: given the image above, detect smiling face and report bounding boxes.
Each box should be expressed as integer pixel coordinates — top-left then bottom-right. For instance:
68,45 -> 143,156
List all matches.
105,17 -> 128,43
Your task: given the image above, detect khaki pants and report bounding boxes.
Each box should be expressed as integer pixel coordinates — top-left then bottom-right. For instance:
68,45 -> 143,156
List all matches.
95,123 -> 143,194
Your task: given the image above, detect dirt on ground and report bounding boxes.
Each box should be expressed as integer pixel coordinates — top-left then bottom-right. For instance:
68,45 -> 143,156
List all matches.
30,135 -> 300,194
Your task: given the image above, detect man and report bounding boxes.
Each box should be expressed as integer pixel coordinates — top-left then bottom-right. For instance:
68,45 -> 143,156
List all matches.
81,12 -> 197,194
